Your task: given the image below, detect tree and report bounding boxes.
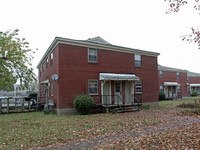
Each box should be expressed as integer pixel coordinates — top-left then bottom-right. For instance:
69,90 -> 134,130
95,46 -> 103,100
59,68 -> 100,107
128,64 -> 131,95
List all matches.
165,0 -> 200,49
0,29 -> 36,90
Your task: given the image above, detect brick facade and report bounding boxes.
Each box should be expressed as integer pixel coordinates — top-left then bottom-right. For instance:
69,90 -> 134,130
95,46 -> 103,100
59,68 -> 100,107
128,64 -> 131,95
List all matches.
37,37 -> 159,114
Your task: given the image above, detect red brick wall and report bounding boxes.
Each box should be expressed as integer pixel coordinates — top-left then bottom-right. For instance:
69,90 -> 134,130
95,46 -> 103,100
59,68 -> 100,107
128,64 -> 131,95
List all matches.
38,45 -> 60,107
159,71 -> 189,97
189,76 -> 200,84
39,44 -> 159,109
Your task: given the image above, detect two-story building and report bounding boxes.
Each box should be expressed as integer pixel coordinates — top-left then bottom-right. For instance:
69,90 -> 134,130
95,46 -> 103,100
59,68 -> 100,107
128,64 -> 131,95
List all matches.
187,71 -> 200,95
37,36 -> 160,114
158,65 -> 189,99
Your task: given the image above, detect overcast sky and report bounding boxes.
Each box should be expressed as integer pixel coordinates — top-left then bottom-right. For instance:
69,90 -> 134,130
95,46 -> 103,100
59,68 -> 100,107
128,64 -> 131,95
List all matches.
1,0 -> 200,75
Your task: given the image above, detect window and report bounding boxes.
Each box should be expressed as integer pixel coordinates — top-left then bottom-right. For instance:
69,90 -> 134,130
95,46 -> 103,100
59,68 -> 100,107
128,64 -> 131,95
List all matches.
88,80 -> 98,95
135,54 -> 141,67
177,86 -> 181,92
50,52 -> 53,65
42,63 -> 44,72
187,76 -> 189,81
46,57 -> 49,68
88,48 -> 98,63
39,68 -> 41,76
135,81 -> 142,93
177,72 -> 180,79
160,85 -> 163,91
51,81 -> 53,96
187,85 -> 189,91
159,71 -> 163,78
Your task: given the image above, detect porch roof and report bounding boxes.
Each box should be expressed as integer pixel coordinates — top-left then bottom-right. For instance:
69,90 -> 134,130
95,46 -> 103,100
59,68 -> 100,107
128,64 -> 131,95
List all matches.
40,79 -> 49,85
99,73 -> 139,81
190,84 -> 200,87
164,82 -> 180,86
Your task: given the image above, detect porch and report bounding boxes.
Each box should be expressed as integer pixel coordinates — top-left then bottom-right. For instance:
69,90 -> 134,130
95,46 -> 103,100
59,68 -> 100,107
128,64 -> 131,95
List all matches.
93,73 -> 142,113
92,94 -> 142,113
164,82 -> 182,100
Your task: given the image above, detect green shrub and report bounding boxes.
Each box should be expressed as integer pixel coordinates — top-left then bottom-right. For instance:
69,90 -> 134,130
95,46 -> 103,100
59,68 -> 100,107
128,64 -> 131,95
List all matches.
43,107 -> 51,114
73,94 -> 95,115
28,92 -> 37,98
159,91 -> 165,101
190,91 -> 198,97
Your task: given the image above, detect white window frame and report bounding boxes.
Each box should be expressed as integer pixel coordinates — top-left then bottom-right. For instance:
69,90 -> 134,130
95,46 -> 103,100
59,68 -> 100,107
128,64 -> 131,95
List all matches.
46,57 -> 49,68
135,80 -> 142,93
159,71 -> 163,78
88,80 -> 98,95
50,52 -> 53,65
51,81 -> 53,96
160,85 -> 163,91
177,86 -> 181,92
88,48 -> 98,63
135,54 -> 141,67
177,72 -> 180,79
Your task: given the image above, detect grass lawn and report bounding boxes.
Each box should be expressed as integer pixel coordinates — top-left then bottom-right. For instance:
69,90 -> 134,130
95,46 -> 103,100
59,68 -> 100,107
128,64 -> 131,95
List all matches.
0,97 -> 199,149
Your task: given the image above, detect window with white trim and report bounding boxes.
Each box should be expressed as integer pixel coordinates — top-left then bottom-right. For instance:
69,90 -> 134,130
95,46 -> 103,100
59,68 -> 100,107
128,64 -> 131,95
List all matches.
51,81 -> 53,96
88,48 -> 98,63
159,71 -> 163,78
135,81 -> 142,93
160,85 -> 163,92
177,72 -> 180,79
88,80 -> 98,95
42,63 -> 44,72
177,86 -> 181,92
135,54 -> 141,67
46,57 -> 49,68
50,52 -> 53,65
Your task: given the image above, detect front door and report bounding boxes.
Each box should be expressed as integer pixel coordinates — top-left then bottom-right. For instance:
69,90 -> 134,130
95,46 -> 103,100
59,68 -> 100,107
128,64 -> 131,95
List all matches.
102,81 -> 111,105
125,81 -> 134,104
114,81 -> 122,104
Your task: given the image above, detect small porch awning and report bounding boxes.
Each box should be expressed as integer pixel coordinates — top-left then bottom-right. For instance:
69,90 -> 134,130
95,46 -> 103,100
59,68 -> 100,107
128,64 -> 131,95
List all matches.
99,73 -> 139,81
164,82 -> 180,86
190,84 -> 200,87
40,79 -> 49,85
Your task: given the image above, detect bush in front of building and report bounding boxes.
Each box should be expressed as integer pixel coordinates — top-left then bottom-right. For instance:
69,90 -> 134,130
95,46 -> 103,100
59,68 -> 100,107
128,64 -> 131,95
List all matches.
73,94 -> 95,115
159,91 -> 165,101
190,91 -> 198,97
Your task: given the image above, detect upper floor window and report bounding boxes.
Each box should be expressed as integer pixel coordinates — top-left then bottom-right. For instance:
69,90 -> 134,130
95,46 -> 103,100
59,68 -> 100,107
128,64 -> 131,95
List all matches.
159,71 -> 163,78
177,72 -> 180,80
88,48 -> 98,63
42,63 -> 44,72
135,80 -> 142,93
187,76 -> 189,81
50,52 -> 53,65
46,57 -> 49,68
39,68 -> 41,76
88,80 -> 98,95
135,54 -> 141,67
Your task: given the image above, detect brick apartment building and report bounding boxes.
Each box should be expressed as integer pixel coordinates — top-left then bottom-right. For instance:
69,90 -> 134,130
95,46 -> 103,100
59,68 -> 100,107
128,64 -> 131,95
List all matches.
37,36 -> 160,114
158,65 -> 200,99
187,71 -> 200,95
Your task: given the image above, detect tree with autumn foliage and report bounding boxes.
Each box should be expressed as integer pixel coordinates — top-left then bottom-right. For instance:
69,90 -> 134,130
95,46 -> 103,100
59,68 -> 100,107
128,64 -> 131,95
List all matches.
0,29 -> 36,90
165,0 -> 200,49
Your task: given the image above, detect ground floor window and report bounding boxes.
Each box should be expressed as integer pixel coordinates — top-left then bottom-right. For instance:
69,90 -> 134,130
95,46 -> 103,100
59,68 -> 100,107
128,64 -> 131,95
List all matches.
135,81 -> 142,93
88,80 -> 98,95
51,81 -> 53,96
160,85 -> 163,92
